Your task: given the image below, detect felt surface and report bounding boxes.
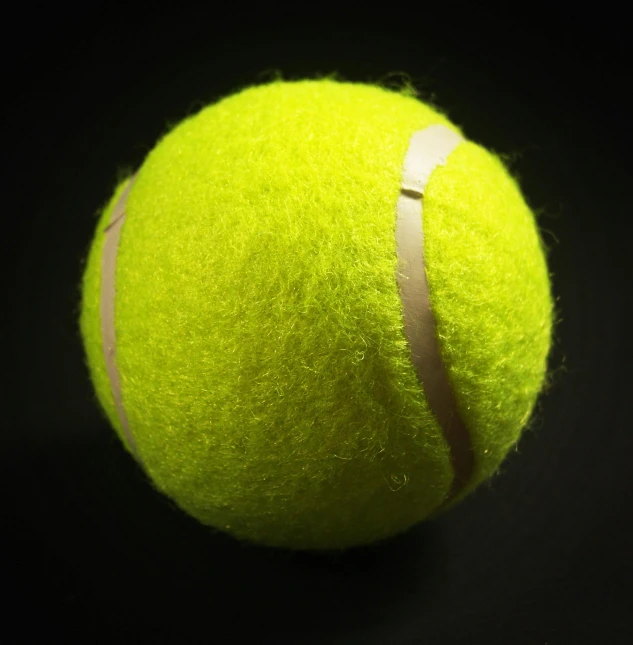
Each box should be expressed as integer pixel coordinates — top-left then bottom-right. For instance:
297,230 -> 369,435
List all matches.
80,80 -> 552,550
425,143 -> 553,504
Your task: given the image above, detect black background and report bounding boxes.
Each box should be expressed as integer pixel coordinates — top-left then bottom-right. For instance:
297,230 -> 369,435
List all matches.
3,3 -> 631,644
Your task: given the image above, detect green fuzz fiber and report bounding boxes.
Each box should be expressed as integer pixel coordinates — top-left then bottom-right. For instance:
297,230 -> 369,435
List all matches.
80,79 -> 553,550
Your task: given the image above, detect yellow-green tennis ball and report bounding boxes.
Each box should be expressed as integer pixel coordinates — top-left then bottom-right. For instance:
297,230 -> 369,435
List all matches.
80,79 -> 553,551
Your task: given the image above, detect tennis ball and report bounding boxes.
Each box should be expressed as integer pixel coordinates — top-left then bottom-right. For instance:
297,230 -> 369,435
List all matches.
80,79 -> 553,551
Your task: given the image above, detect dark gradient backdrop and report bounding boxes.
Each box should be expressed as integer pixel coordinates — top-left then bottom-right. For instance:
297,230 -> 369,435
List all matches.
3,4 -> 631,644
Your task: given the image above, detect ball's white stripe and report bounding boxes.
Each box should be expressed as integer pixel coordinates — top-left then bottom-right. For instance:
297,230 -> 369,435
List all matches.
395,125 -> 474,498
101,175 -> 142,463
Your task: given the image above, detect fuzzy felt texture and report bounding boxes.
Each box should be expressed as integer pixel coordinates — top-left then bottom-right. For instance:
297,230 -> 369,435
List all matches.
80,79 -> 552,550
